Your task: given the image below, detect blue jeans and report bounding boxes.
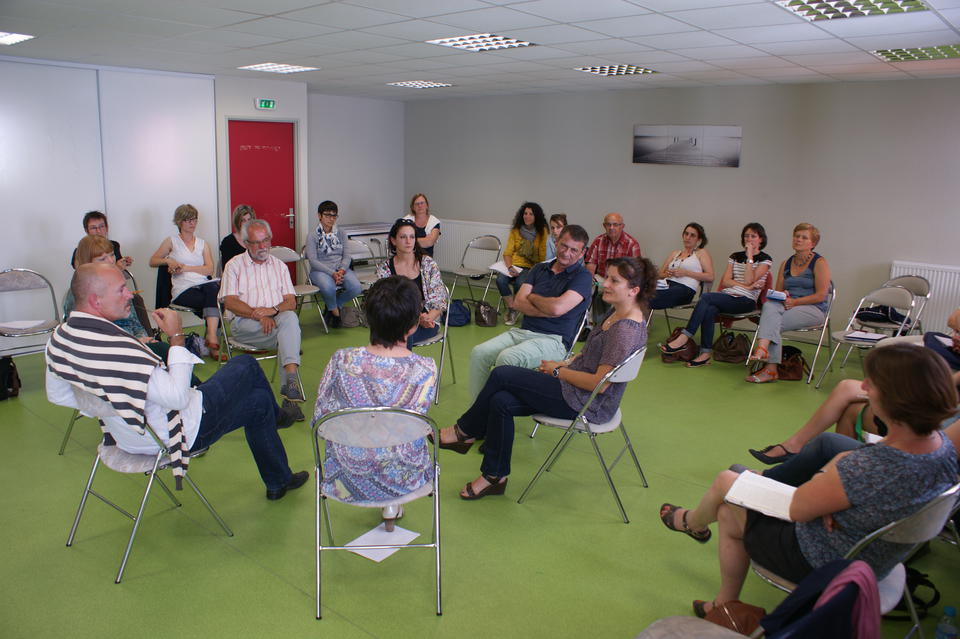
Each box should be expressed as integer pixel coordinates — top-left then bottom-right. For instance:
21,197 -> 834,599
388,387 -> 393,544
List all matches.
763,433 -> 862,487
495,268 -> 528,297
649,281 -> 696,310
457,365 -> 579,477
408,324 -> 439,349
309,269 -> 362,311
683,292 -> 756,353
190,355 -> 294,491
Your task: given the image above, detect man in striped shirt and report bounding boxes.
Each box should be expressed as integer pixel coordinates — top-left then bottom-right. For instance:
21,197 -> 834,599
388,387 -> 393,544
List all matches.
220,219 -> 305,407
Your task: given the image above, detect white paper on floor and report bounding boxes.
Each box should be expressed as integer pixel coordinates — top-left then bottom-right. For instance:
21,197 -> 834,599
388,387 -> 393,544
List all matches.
345,525 -> 420,562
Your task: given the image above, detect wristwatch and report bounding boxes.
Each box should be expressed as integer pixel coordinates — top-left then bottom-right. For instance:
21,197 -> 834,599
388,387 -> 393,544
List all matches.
552,367 -> 560,378
273,305 -> 280,314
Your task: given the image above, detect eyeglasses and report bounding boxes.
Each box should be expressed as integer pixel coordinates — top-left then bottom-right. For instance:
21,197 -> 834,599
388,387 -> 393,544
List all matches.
245,238 -> 271,247
320,212 -> 338,218
603,222 -> 624,228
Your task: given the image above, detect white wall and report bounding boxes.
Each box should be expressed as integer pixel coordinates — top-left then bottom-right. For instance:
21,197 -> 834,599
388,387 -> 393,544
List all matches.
404,79 -> 960,323
307,93 -> 405,225
214,76 -> 309,246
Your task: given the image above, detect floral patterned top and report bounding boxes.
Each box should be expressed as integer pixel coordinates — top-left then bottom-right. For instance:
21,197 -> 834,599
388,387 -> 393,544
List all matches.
312,347 -> 437,505
375,255 -> 447,313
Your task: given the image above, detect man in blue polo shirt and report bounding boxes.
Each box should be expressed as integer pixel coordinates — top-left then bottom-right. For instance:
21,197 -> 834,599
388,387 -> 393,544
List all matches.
469,225 -> 593,397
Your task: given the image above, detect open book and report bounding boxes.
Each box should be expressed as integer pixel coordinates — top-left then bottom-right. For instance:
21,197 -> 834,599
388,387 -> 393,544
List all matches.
489,260 -> 512,277
724,472 -> 796,521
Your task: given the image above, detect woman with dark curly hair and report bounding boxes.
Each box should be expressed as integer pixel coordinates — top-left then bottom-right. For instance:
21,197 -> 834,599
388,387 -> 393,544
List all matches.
437,256 -> 657,500
499,201 -> 549,325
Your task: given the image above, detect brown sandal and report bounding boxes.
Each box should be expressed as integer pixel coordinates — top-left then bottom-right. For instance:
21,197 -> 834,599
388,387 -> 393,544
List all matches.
435,424 -> 474,454
659,503 -> 711,543
745,368 -> 778,383
460,475 -> 507,500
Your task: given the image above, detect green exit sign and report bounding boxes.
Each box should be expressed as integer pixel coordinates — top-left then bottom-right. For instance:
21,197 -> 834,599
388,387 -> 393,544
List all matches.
255,98 -> 277,110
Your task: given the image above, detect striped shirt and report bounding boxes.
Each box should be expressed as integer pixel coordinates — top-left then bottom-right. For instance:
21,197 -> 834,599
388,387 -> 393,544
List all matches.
723,250 -> 772,301
219,251 -> 294,309
584,231 -> 641,276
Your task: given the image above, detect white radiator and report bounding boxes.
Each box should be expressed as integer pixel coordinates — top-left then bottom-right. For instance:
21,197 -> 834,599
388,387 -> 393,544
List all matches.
890,260 -> 960,332
433,219 -> 511,273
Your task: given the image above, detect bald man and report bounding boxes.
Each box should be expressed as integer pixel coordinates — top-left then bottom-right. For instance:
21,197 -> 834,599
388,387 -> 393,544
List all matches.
584,213 -> 641,277
47,263 -> 308,501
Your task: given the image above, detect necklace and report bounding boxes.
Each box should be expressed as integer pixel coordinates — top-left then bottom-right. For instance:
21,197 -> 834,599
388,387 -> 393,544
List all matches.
793,252 -> 813,269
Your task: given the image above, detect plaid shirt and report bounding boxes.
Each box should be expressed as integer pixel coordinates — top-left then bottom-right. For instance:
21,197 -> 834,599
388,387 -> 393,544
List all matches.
584,231 -> 641,276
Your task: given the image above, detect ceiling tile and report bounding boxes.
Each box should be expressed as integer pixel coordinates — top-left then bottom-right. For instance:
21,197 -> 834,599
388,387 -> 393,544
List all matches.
555,38 -> 653,55
502,23 -> 609,44
627,30 -> 735,49
511,0 -> 648,22
666,4 -> 798,30
675,44 -> 766,59
645,59 -> 718,72
710,56 -> 797,69
278,3 -> 408,29
813,11 -> 950,38
286,30 -> 408,51
940,8 -> 960,24
844,30 -> 960,50
926,0 -> 960,8
633,0 -> 760,9
580,13 -> 698,37
427,6 -> 556,31
224,17 -> 341,39
342,0 -> 490,19
99,0 -> 253,28
753,39 -> 859,55
358,19 -> 475,40
713,23 -> 834,45
783,51 -> 879,65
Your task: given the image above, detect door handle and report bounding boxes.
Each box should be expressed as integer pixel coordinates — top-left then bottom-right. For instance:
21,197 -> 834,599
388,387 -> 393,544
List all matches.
284,208 -> 294,228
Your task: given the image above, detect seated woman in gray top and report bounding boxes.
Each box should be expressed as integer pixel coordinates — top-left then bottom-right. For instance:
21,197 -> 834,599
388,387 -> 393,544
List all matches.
305,200 -> 361,328
436,256 -> 655,500
747,222 -> 831,383
659,343 -> 958,619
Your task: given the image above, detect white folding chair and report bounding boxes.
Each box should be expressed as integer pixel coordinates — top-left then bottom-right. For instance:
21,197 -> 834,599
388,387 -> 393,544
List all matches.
63,387 -> 233,583
661,280 -> 713,333
815,285 -> 914,389
216,303 -> 284,384
857,275 -> 930,335
271,245 -> 328,334
450,235 -> 502,302
0,268 -> 60,358
410,286 -> 456,405
752,482 -> 960,639
312,407 -> 442,619
517,346 -> 649,523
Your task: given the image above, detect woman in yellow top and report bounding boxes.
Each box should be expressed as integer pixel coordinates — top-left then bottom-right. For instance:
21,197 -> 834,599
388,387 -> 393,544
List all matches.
499,202 -> 548,326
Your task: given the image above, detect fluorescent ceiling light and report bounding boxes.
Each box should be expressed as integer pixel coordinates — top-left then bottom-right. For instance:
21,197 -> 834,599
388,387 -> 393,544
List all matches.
426,34 -> 534,52
387,80 -> 454,89
576,65 -> 657,76
237,62 -> 318,74
872,44 -> 960,61
775,0 -> 928,21
0,32 -> 35,45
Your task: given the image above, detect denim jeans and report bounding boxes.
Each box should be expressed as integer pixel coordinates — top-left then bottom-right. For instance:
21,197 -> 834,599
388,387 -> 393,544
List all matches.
683,292 -> 755,354
190,355 -> 293,491
407,324 -> 439,349
763,433 -> 862,487
495,268 -> 528,297
649,281 -> 696,310
309,269 -> 362,311
457,365 -> 579,478
172,281 -> 220,318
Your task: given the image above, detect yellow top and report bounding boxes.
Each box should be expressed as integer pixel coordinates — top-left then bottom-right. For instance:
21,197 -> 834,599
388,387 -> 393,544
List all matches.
503,227 -> 548,269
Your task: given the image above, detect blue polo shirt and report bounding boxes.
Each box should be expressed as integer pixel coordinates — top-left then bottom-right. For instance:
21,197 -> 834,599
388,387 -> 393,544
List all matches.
521,259 -> 593,349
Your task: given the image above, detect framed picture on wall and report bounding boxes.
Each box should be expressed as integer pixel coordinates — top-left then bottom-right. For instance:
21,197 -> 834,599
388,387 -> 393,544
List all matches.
632,125 -> 741,167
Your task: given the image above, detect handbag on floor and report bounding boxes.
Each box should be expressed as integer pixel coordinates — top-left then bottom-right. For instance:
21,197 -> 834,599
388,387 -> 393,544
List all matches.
777,345 -> 810,381
712,331 -> 750,363
447,299 -> 471,327
339,306 -> 365,328
705,600 -> 766,635
661,327 -> 697,363
0,356 -> 21,400
474,300 -> 498,327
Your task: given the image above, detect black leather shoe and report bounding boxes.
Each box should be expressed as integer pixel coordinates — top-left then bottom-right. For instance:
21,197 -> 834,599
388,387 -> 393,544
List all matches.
266,470 -> 309,500
277,400 -> 303,429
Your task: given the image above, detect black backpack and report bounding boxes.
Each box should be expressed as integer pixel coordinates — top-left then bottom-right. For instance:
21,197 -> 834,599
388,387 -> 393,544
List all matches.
0,356 -> 21,401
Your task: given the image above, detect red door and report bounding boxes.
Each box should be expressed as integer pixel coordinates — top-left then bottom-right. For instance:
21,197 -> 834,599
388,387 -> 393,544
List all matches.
228,120 -> 297,281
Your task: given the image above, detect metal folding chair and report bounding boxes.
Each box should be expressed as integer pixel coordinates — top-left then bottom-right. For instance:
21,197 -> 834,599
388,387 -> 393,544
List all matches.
517,346 -> 649,523
0,268 -> 60,358
271,245 -> 328,334
64,388 -> 233,583
312,407 -> 442,619
450,235 -> 502,302
857,275 -> 930,335
410,286 -> 456,405
661,280 -> 713,333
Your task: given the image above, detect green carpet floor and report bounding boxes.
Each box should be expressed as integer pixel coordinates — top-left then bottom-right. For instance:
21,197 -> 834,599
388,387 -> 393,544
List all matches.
2,307 -> 956,638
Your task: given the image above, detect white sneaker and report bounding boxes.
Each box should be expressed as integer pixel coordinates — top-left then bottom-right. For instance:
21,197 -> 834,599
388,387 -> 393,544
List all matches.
504,309 -> 518,326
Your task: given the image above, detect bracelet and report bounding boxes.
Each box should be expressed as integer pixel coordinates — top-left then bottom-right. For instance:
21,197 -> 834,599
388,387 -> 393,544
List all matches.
168,332 -> 185,339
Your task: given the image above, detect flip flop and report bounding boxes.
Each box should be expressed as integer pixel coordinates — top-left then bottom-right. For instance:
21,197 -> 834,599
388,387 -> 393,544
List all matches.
745,368 -> 778,383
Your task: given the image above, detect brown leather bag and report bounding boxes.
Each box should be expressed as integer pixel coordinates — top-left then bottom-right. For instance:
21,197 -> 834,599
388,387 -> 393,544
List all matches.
705,600 -> 766,635
474,300 -> 499,327
661,327 -> 697,363
712,331 -> 750,364
777,345 -> 810,381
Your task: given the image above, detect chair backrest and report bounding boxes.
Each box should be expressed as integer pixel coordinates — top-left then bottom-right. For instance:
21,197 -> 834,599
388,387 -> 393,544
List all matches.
345,238 -> 375,261
608,345 -> 647,383
0,268 -> 60,324
311,407 -> 437,466
269,246 -> 301,264
884,275 -> 930,298
564,303 -> 591,359
122,269 -> 138,292
460,234 -> 501,268
846,482 -> 960,557
862,284 -> 914,311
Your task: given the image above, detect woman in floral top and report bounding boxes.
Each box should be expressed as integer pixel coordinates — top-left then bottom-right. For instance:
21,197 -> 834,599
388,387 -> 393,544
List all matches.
313,276 -> 437,530
376,218 -> 448,348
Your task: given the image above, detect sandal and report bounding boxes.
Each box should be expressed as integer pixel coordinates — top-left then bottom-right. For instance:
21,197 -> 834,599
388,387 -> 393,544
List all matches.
659,503 -> 711,544
686,357 -> 711,368
206,342 -> 227,362
693,600 -> 715,618
432,424 -> 474,454
748,443 -> 796,465
748,345 -> 769,362
745,368 -> 778,383
461,475 -> 507,500
659,342 -> 685,354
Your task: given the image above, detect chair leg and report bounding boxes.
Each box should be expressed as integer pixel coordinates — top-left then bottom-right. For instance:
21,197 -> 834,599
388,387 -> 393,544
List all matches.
517,427 -> 576,504
433,463 -> 443,616
815,343 -> 843,389
840,343 -> 855,369
434,341 -> 445,405
902,584 -> 924,639
529,422 -> 540,439
619,425 -> 648,488
314,297 -> 328,335
588,434 -> 629,524
806,326 -> 828,384
446,336 -> 456,385
183,473 -> 233,536
153,475 -> 183,508
744,330 -> 759,367
59,409 -> 82,455
66,455 -> 102,547
115,455 -> 164,583
316,474 -> 323,620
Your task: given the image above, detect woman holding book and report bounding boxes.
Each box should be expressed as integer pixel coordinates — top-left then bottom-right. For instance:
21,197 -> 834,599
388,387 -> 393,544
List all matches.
658,343 -> 958,618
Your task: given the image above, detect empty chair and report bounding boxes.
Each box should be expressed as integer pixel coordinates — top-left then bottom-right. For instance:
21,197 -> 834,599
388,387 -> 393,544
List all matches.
346,238 -> 381,292
270,245 -> 328,334
815,285 -> 914,388
0,268 -> 60,358
449,235 -> 502,302
312,407 -> 442,619
518,346 -> 649,523
857,274 -> 930,335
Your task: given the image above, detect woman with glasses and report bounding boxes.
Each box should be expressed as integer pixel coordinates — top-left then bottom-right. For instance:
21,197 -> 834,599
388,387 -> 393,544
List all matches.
305,200 -> 362,328
376,218 -> 447,348
404,193 -> 441,257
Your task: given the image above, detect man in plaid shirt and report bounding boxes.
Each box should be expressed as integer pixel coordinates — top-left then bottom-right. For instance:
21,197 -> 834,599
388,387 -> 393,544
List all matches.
584,213 -> 641,277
